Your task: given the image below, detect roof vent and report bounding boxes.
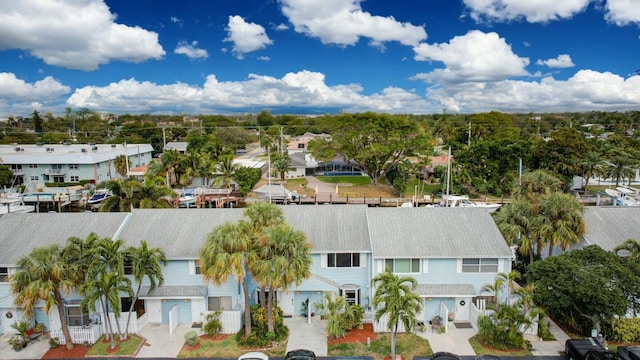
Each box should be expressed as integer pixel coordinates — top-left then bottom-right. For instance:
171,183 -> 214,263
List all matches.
46,147 -> 54,153
81,148 -> 87,153
92,146 -> 98,152
111,144 -> 117,148
36,142 -> 43,147
89,142 -> 96,146
14,147 -> 21,152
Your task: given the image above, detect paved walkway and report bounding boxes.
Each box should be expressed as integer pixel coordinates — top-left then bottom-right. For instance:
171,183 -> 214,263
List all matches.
136,323 -> 192,358
0,332 -> 50,360
284,316 -> 328,356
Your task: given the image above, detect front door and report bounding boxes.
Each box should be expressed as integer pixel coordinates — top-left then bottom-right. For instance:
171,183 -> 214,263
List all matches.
455,297 -> 471,321
279,291 -> 295,316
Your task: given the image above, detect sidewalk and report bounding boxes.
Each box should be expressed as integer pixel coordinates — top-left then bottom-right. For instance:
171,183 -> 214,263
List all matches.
284,316 -> 328,356
136,323 -> 192,358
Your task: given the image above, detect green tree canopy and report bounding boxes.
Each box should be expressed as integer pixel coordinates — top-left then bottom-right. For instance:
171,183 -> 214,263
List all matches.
525,245 -> 640,335
309,112 -> 432,185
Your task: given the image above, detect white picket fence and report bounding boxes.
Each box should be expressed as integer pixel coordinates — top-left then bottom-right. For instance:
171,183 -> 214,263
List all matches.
203,310 -> 242,334
100,312 -> 144,334
51,324 -> 102,345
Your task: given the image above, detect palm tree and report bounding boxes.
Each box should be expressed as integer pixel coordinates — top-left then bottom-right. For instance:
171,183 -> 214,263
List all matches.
315,293 -> 349,339
614,239 -> 640,263
243,202 -> 285,306
494,200 -> 535,264
214,156 -> 238,189
80,271 -> 132,349
123,241 -> 167,339
537,192 -> 585,257
513,170 -> 564,203
11,245 -> 78,349
481,275 -> 505,307
200,221 -> 254,337
606,152 -> 636,186
582,151 -> 604,193
372,270 -> 422,360
113,154 -> 129,179
498,271 -> 521,305
138,182 -> 175,209
271,153 -> 294,182
252,223 -> 312,332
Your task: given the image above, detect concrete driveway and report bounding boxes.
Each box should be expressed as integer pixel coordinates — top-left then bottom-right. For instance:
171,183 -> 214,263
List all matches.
285,316 -> 328,356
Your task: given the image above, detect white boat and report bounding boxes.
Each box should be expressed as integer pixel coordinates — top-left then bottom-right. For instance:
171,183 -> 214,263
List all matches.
87,188 -> 113,206
0,196 -> 35,214
178,189 -> 197,207
444,195 -> 502,213
604,187 -> 640,206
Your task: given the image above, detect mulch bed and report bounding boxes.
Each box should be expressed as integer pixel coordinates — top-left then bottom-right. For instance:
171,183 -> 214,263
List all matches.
200,334 -> 230,341
328,323 -> 376,344
42,345 -> 90,359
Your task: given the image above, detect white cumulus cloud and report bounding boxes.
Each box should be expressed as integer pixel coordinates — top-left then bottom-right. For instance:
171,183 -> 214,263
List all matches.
536,54 -> 575,68
0,0 -> 165,71
413,30 -> 530,83
224,15 -> 273,59
0,73 -> 70,114
279,0 -> 427,47
426,70 -> 640,113
65,71 -> 438,114
462,0 -> 591,23
174,41 -> 209,60
604,0 -> 640,25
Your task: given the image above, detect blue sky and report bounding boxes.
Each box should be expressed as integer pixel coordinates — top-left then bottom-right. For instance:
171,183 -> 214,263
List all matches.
1,0 -> 640,117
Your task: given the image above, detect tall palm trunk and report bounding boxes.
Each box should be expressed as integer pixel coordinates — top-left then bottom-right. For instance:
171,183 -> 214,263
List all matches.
124,284 -> 142,340
267,288 -> 275,332
259,286 -> 266,306
101,296 -> 117,349
241,279 -> 252,336
391,322 -> 398,360
55,291 -> 74,349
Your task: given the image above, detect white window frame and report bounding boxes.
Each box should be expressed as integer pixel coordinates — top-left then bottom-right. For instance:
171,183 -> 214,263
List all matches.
460,258 -> 499,273
0,267 -> 8,282
189,260 -> 202,275
326,252 -> 361,268
207,296 -> 232,311
385,258 -> 420,273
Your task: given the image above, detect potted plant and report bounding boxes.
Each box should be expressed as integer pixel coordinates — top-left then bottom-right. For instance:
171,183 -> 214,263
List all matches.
10,321 -> 30,342
8,335 -> 27,351
49,337 -> 59,349
447,312 -> 455,322
34,322 -> 46,334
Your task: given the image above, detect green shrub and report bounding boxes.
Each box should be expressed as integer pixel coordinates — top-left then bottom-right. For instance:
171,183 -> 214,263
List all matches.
236,303 -> 288,347
184,330 -> 198,346
203,311 -> 223,337
611,318 -> 640,343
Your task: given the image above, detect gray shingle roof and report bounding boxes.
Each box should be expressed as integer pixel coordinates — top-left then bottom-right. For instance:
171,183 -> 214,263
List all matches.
118,208 -> 245,259
282,205 -> 371,252
583,207 -> 640,252
138,285 -> 207,298
415,283 -> 477,296
0,212 -> 130,266
366,207 -> 512,258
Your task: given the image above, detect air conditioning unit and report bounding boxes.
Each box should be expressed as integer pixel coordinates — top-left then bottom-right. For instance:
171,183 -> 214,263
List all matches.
14,147 -> 21,152
111,144 -> 116,148
92,146 -> 98,152
81,148 -> 87,153
46,148 -> 54,153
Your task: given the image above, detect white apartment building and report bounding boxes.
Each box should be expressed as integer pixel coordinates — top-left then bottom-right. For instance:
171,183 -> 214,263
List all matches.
0,143 -> 153,189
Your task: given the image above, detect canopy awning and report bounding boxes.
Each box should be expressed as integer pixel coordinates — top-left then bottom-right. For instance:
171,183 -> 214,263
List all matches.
415,284 -> 476,297
139,286 -> 208,299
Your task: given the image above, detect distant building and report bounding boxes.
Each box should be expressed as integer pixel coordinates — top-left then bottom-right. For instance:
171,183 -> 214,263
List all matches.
0,143 -> 153,189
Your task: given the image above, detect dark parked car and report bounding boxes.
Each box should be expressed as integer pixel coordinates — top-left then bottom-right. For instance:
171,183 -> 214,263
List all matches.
475,356 -> 502,360
618,346 -> 640,360
285,349 -> 316,360
565,338 -> 617,360
430,352 -> 461,360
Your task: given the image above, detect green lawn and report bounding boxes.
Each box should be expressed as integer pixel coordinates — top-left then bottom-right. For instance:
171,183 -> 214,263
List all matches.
329,333 -> 432,360
468,335 -> 533,357
177,334 -> 287,358
86,334 -> 144,356
316,175 -> 372,185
